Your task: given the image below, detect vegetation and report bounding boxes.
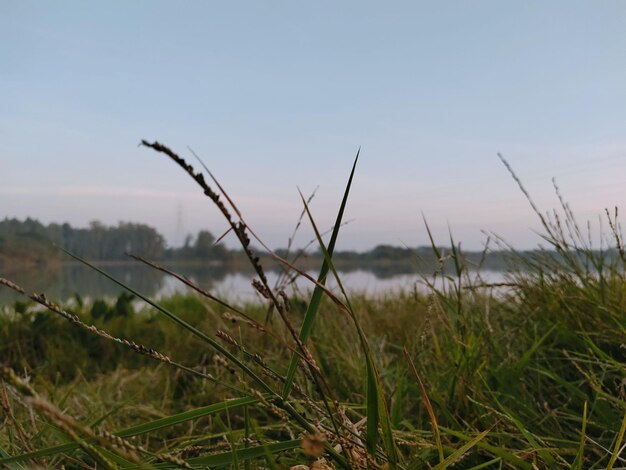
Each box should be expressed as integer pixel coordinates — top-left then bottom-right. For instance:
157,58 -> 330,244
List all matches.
0,216 -> 598,277
1,143 -> 626,469
0,219 -> 166,267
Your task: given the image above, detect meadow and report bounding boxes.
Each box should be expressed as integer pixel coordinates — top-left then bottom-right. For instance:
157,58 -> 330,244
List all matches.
1,142 -> 626,469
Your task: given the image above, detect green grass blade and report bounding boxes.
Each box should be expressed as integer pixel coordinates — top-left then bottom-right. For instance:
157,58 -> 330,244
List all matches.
141,440 -> 302,469
119,396 -> 261,438
466,457 -> 502,469
251,419 -> 279,470
510,325 -> 556,377
299,193 -> 399,468
365,364 -> 380,455
422,213 -> 442,261
432,428 -> 491,470
404,348 -> 444,464
606,411 -> 626,470
492,397 -> 556,467
223,406 -> 239,470
0,447 -> 25,470
190,440 -> 301,467
572,401 -> 587,469
95,446 -> 139,468
0,396 -> 260,465
244,406 -> 251,470
282,149 -> 359,399
441,427 -> 533,470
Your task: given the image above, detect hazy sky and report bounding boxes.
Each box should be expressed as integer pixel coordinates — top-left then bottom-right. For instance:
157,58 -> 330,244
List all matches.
2,1 -> 625,251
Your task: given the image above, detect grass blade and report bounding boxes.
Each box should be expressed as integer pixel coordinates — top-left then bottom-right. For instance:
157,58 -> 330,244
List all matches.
0,447 -> 25,470
299,192 -> 399,468
432,427 -> 491,470
56,247 -> 275,396
404,348 -> 444,464
572,401 -> 587,469
0,397 -> 260,465
492,397 -> 556,467
441,427 -> 533,469
467,457 -> 502,469
606,411 -> 626,470
95,447 -> 138,468
282,149 -> 359,399
143,440 -> 302,469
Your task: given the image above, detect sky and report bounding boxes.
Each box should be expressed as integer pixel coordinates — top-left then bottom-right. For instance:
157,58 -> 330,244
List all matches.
2,1 -> 625,251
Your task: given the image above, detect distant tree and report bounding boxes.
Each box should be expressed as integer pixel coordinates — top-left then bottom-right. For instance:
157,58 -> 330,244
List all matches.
183,234 -> 193,249
0,218 -> 166,264
195,231 -> 216,258
118,222 -> 165,259
194,230 -> 229,262
368,245 -> 410,261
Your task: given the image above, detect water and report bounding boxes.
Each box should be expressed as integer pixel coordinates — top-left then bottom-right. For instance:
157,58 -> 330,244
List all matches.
0,263 -> 508,306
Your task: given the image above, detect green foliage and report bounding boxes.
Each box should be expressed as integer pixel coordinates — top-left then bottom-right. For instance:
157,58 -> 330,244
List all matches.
0,218 -> 166,264
3,145 -> 626,469
90,293 -> 135,322
169,229 -> 231,262
4,264 -> 626,468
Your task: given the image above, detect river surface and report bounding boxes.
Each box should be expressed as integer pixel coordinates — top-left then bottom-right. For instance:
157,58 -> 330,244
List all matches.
0,263 -> 508,305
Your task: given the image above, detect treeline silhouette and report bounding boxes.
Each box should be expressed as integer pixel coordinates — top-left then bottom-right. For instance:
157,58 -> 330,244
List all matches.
0,218 -> 229,268
1,217 -> 542,272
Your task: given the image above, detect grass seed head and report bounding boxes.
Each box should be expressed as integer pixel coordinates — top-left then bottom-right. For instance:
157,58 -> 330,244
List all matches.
301,433 -> 325,458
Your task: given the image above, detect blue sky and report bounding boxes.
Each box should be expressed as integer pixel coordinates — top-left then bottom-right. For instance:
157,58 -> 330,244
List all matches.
2,1 -> 625,250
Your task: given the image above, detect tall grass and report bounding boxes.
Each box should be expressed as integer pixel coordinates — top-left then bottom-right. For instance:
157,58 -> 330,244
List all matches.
1,144 -> 626,468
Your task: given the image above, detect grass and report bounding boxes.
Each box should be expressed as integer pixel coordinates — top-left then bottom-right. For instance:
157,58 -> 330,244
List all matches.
1,142 -> 626,468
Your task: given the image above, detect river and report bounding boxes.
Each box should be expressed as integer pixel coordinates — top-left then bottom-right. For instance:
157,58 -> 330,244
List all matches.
0,263 -> 509,306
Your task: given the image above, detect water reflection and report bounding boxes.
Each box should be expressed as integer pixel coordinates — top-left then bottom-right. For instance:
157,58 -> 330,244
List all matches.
0,263 -> 507,305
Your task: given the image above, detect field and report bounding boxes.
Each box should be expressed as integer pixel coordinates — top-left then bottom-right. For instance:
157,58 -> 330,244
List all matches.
2,143 -> 626,469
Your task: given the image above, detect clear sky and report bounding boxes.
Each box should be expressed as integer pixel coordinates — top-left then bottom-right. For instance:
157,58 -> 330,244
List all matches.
2,1 -> 625,251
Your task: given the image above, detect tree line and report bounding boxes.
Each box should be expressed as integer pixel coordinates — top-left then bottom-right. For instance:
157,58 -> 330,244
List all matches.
1,217 -> 554,272
0,218 -> 229,266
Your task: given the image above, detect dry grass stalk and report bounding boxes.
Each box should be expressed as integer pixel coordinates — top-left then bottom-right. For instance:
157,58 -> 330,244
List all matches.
0,277 -> 172,364
129,253 -> 269,334
0,374 -> 36,454
250,389 -> 290,422
1,366 -> 120,469
2,365 -> 193,469
141,141 -> 349,412
0,277 -> 246,393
